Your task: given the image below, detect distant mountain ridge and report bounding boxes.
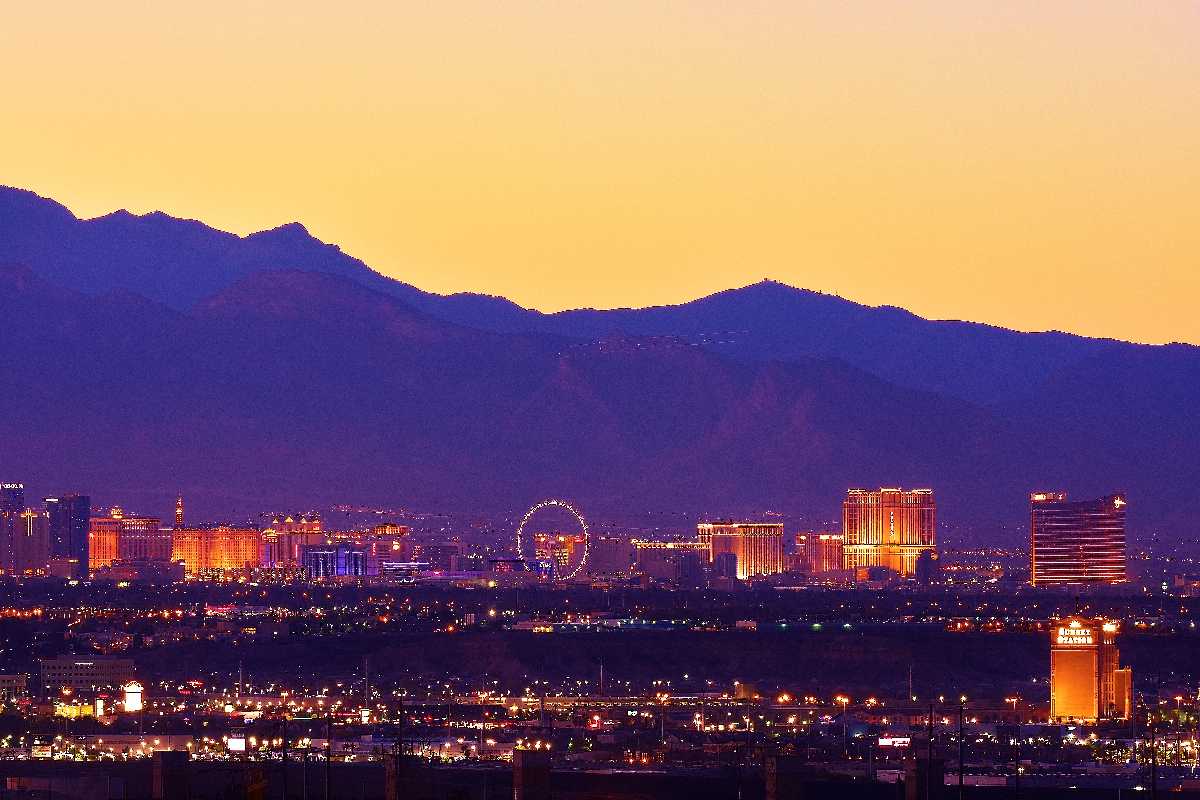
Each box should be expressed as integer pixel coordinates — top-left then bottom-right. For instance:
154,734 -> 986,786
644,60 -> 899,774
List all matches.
0,185 -> 1145,406
1,185 -> 1197,541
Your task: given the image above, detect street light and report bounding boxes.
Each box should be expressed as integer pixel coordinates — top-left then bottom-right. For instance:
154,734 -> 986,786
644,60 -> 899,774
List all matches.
835,696 -> 850,758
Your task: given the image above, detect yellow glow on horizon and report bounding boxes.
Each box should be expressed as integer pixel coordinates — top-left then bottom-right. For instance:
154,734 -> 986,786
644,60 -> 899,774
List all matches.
2,2 -> 1198,343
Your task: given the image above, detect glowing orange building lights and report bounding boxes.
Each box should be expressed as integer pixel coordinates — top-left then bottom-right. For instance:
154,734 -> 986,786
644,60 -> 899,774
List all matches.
842,488 -> 935,577
171,527 -> 261,574
1049,617 -> 1131,722
697,522 -> 784,579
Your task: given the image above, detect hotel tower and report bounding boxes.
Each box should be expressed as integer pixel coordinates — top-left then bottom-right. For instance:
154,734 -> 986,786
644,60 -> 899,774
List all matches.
1030,492 -> 1126,587
842,488 -> 935,577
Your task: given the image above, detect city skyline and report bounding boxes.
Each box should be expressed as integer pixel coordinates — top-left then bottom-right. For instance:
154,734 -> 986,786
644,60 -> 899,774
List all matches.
1,4 -> 1197,797
1,481 -> 1136,586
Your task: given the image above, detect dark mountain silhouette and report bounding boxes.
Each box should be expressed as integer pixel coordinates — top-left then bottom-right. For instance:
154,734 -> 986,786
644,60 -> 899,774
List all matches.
0,185 -> 1148,406
1,186 -> 1197,540
0,185 -> 528,329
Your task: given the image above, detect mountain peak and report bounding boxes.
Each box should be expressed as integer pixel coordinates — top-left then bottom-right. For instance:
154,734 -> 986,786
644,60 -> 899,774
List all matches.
247,221 -> 317,245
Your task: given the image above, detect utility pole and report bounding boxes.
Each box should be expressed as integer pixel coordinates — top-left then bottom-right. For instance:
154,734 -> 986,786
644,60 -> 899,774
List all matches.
1151,712 -> 1159,800
927,702 -> 934,800
281,717 -> 289,800
837,696 -> 849,758
325,714 -> 333,800
958,699 -> 965,800
1014,721 -> 1021,800
389,701 -> 405,800
396,697 -> 405,794
745,712 -> 753,766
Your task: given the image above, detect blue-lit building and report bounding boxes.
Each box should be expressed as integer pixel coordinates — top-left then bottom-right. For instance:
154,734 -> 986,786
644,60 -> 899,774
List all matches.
302,543 -> 367,579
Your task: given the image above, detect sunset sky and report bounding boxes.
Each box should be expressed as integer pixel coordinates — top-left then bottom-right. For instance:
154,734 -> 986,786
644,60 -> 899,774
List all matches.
3,2 -> 1198,343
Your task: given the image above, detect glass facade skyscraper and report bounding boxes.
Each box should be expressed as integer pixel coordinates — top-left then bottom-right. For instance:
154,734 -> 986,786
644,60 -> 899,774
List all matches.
45,493 -> 90,566
1030,492 -> 1126,586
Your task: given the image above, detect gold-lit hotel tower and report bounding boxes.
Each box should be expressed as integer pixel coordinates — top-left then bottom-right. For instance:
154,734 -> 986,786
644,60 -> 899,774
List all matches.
1049,617 -> 1132,722
696,522 -> 784,580
1030,492 -> 1126,586
842,488 -> 935,577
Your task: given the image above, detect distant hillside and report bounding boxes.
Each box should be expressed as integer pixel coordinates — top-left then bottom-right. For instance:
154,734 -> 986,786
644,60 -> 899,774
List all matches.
0,186 -> 1196,540
0,185 -> 1146,406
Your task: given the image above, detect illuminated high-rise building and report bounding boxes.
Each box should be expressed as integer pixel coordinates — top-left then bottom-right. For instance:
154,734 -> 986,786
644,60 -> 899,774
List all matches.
88,516 -> 122,571
0,483 -> 25,514
171,527 -> 261,574
88,508 -> 167,570
302,543 -> 367,579
796,531 -> 844,574
698,522 -> 784,580
1030,492 -> 1126,586
360,524 -> 411,570
0,509 -> 49,575
117,517 -> 171,561
842,488 -> 935,577
1049,617 -> 1132,722
260,514 -> 324,567
175,496 -> 185,528
45,494 -> 90,567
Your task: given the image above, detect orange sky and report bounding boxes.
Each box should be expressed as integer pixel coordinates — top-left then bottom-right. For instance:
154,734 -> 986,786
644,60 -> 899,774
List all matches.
2,2 -> 1198,343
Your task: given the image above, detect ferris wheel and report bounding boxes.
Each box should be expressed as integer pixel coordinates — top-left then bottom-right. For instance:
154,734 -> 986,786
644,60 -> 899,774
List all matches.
514,499 -> 590,581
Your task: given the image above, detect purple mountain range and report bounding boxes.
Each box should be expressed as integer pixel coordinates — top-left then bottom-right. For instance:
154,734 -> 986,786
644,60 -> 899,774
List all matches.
1,186 -> 1196,542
